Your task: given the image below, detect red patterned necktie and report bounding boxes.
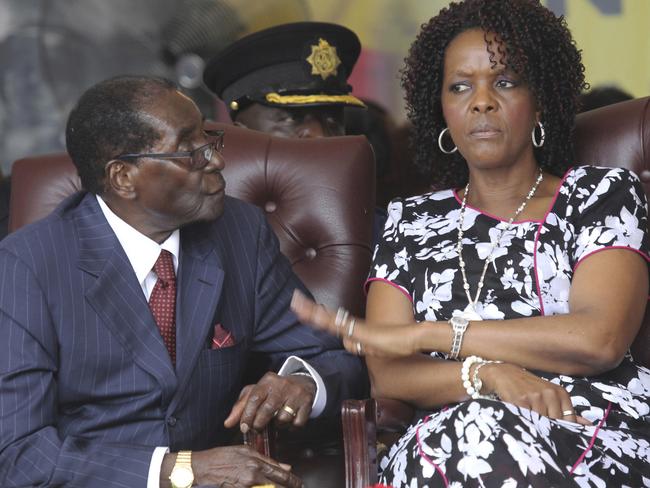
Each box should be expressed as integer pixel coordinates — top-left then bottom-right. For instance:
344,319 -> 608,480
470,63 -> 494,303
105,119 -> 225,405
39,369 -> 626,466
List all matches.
149,250 -> 177,366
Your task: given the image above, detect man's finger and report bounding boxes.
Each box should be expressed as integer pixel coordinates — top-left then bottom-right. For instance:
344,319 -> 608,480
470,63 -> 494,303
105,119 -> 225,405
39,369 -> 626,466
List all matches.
274,403 -> 299,425
262,459 -> 302,488
223,386 -> 253,428
251,397 -> 281,430
238,387 -> 270,433
292,402 -> 311,427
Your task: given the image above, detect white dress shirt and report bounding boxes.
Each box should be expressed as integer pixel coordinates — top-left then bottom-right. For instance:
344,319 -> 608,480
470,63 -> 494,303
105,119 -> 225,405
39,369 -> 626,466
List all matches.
95,196 -> 325,488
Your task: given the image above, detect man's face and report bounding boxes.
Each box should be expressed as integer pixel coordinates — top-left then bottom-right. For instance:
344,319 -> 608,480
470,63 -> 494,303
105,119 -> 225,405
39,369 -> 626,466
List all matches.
234,103 -> 345,138
128,90 -> 226,233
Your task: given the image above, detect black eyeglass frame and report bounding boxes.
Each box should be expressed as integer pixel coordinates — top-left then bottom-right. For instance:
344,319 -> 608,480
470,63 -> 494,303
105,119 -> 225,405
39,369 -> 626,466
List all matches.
116,129 -> 225,171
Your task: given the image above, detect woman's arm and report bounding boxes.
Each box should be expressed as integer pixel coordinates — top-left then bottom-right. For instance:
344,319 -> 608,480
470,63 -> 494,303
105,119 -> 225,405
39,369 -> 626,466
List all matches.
291,248 -> 647,412
365,249 -> 647,378
363,280 -> 468,407
293,282 -> 588,423
418,249 -> 647,376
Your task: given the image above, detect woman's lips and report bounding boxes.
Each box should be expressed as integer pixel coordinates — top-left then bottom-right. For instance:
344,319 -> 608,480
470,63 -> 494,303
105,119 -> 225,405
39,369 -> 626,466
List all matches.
470,124 -> 501,138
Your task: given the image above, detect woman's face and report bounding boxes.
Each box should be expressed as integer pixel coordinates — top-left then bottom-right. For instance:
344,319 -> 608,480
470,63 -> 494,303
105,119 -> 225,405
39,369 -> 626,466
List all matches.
441,28 -> 538,171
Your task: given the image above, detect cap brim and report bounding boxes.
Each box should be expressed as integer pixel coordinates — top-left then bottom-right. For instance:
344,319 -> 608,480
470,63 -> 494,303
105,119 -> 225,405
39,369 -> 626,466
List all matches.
263,92 -> 366,108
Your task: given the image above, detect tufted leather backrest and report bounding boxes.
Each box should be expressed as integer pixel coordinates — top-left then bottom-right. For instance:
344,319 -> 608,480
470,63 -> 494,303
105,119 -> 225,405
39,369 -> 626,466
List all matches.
573,96 -> 650,367
8,123 -> 375,317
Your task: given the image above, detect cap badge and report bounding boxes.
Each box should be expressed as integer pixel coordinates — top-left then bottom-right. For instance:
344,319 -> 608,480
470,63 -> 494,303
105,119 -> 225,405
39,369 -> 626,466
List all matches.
306,38 -> 341,80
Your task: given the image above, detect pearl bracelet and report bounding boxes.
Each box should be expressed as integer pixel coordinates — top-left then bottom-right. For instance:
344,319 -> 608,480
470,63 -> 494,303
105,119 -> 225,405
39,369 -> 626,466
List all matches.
461,356 -> 484,399
461,356 -> 501,400
472,360 -> 501,400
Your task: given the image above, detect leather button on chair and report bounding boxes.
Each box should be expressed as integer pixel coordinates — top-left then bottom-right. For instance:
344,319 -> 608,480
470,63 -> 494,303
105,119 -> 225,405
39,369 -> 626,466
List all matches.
305,248 -> 317,260
640,170 -> 650,183
166,416 -> 177,427
264,201 -> 277,213
301,448 -> 315,459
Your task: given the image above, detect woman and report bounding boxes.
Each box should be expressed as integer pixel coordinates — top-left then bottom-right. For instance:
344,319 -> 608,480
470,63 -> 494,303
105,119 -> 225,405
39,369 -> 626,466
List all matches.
291,0 -> 650,486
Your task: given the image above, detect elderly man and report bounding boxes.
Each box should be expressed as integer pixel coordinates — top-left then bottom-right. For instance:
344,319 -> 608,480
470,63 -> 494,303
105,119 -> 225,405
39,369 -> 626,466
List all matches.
0,76 -> 365,488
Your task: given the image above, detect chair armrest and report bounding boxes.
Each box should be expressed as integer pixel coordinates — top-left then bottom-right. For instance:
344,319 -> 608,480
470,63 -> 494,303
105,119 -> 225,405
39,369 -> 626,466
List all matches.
342,399 -> 377,488
341,398 -> 415,488
375,398 -> 415,432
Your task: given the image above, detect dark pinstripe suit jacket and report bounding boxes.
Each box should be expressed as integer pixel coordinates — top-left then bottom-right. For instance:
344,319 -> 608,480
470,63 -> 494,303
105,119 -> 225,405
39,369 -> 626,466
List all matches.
0,192 -> 366,487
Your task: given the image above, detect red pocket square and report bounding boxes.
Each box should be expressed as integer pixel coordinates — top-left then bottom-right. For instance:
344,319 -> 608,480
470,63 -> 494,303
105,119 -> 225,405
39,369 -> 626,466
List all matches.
211,324 -> 235,349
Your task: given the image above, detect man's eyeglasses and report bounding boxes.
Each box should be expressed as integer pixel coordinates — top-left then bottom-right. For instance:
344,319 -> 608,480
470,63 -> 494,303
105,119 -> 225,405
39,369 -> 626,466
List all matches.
116,130 -> 225,171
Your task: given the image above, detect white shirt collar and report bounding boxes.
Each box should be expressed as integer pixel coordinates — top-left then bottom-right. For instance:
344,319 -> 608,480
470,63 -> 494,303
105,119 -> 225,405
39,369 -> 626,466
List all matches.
96,195 -> 180,286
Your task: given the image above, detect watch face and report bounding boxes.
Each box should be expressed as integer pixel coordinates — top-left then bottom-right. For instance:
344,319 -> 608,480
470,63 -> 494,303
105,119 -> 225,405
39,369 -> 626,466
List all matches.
451,316 -> 468,328
170,466 -> 194,488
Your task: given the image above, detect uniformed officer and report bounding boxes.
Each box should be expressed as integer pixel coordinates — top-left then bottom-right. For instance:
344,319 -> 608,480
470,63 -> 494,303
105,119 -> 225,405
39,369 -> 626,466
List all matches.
203,21 -> 365,138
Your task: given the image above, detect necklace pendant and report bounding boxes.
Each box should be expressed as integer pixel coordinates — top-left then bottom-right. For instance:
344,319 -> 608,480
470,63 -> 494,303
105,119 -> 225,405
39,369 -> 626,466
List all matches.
452,304 -> 483,321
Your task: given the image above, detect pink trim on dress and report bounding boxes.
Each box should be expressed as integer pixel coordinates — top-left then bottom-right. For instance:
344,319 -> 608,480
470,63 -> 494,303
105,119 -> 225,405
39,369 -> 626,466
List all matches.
573,246 -> 650,273
416,414 -> 449,488
569,402 -> 612,475
364,278 -> 414,303
532,167 -> 574,316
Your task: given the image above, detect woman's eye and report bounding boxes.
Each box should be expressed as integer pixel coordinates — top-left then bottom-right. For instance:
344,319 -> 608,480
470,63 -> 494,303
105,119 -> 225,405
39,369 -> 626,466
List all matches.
496,79 -> 516,88
450,83 -> 470,93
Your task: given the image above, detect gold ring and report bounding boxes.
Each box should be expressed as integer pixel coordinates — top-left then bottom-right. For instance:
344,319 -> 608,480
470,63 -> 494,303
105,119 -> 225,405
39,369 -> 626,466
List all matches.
281,405 -> 297,417
562,409 -> 574,417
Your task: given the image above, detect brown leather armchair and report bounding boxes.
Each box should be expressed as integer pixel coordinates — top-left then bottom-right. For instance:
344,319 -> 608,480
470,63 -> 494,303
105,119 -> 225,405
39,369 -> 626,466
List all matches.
8,122 -> 375,487
341,96 -> 650,488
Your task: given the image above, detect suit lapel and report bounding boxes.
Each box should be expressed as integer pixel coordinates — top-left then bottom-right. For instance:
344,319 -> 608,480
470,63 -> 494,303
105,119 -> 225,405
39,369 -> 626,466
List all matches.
173,225 -> 224,402
75,196 -> 177,402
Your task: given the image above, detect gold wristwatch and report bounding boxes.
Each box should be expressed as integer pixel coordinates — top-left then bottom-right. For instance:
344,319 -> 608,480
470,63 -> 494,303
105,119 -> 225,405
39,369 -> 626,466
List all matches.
169,450 -> 194,488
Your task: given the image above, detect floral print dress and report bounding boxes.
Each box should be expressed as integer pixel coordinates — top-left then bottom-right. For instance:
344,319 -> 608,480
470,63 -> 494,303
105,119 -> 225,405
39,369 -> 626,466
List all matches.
368,166 -> 650,487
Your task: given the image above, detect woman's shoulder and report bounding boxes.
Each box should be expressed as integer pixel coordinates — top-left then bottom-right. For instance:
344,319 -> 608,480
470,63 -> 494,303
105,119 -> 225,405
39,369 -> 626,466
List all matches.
563,165 -> 642,189
387,188 -> 456,214
386,189 -> 460,220
561,165 -> 643,201
556,165 -> 647,220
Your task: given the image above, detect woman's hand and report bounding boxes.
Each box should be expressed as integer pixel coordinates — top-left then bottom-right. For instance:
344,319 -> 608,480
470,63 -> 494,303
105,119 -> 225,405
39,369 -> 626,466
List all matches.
291,289 -> 421,358
480,362 -> 592,425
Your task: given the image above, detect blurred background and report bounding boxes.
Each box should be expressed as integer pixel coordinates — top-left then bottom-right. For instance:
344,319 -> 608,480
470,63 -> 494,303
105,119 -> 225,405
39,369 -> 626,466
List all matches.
0,0 -> 648,174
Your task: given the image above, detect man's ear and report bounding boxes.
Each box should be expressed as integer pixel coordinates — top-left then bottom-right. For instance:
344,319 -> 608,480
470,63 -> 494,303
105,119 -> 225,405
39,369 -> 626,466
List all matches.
104,160 -> 137,199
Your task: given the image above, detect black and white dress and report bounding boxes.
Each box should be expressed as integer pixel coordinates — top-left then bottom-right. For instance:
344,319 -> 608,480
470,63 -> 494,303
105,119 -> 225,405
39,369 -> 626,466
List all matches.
368,166 -> 650,487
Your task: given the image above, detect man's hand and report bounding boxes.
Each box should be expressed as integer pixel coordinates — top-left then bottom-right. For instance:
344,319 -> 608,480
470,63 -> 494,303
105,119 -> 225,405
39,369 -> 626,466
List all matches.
162,445 -> 302,488
224,372 -> 316,433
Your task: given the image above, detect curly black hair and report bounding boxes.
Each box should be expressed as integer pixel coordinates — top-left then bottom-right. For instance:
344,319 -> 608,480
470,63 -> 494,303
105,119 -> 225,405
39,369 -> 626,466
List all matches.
65,76 -> 177,195
402,0 -> 587,188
